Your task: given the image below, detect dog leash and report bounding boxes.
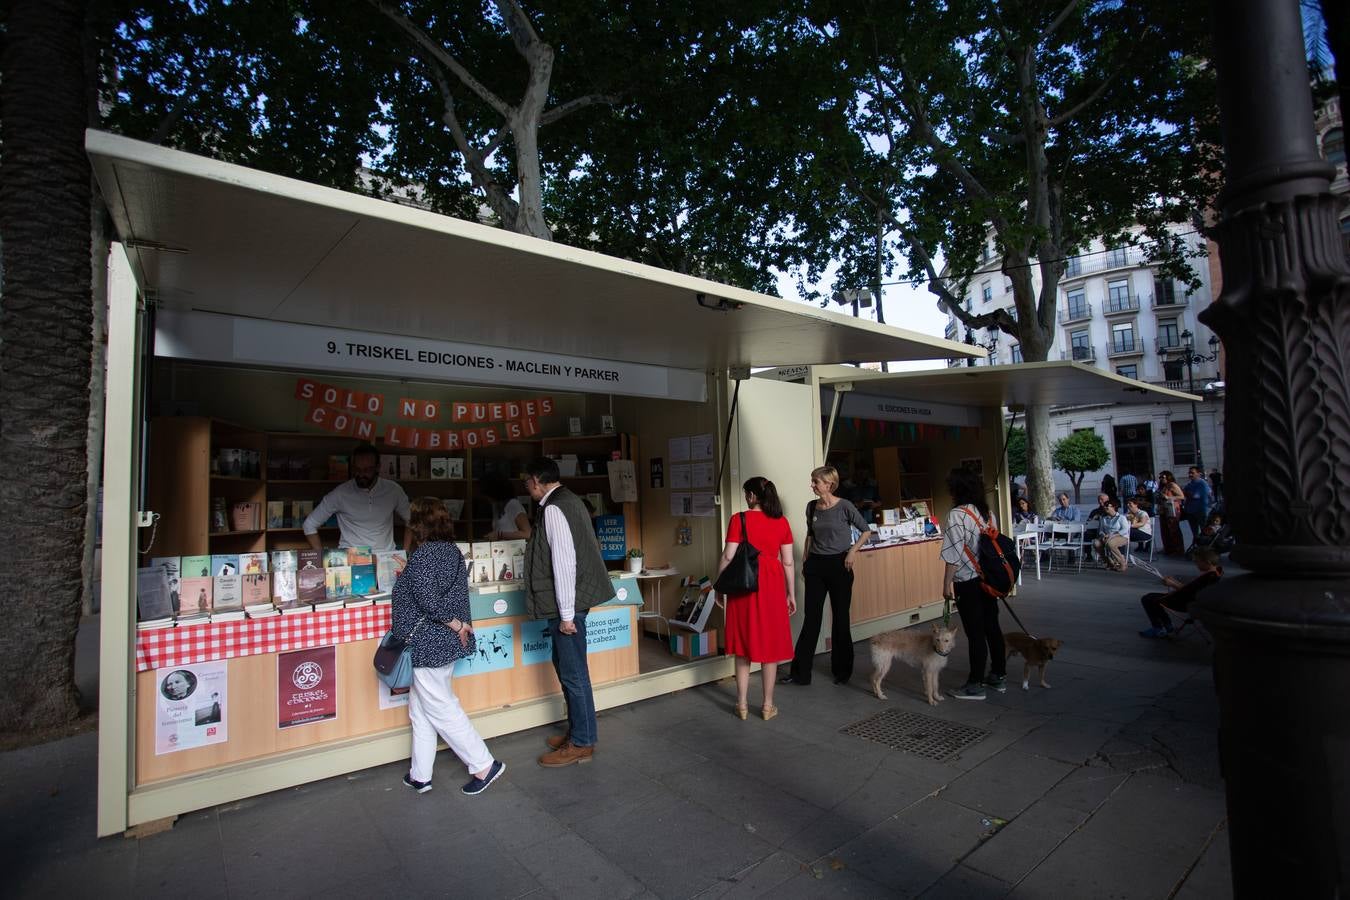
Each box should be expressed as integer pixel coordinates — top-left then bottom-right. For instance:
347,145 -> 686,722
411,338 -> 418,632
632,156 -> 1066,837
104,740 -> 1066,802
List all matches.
1000,596 -> 1037,640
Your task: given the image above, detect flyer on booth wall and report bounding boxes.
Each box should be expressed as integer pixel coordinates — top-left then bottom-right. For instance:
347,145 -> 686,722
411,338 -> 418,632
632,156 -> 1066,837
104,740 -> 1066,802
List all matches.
277,645 -> 338,728
376,680 -> 410,710
154,660 -> 228,755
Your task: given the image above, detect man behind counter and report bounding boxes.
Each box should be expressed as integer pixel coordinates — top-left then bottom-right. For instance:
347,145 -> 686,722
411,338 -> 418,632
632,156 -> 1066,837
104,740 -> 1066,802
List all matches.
303,443 -> 410,552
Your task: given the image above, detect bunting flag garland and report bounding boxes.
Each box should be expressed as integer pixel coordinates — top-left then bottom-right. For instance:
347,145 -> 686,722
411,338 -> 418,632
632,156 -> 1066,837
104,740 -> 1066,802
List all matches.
832,416 -> 980,443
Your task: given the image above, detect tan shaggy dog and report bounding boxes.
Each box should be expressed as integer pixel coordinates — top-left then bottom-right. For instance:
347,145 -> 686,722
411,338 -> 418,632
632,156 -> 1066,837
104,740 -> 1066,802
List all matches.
869,623 -> 959,705
1004,632 -> 1064,690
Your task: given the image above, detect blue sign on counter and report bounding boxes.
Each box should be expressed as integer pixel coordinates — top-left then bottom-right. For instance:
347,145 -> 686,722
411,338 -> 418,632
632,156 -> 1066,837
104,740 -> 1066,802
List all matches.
595,515 -> 626,561
584,606 -> 632,653
520,619 -> 552,667
454,624 -> 515,676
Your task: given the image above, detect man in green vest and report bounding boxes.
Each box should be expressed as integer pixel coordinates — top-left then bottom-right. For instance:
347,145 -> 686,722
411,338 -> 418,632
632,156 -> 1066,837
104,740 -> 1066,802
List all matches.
522,458 -> 611,766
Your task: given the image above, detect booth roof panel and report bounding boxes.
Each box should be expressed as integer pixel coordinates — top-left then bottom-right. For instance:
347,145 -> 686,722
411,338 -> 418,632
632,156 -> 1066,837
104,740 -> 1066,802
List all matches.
87,131 -> 980,371
816,361 -> 1200,407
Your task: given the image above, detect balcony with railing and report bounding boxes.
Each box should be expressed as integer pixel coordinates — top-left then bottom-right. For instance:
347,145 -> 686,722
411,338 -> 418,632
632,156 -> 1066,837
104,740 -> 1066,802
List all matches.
1061,246 -> 1144,280
1059,300 -> 1093,324
1151,293 -> 1187,312
1103,294 -> 1140,316
1108,336 -> 1144,358
1061,346 -> 1097,363
1155,338 -> 1183,356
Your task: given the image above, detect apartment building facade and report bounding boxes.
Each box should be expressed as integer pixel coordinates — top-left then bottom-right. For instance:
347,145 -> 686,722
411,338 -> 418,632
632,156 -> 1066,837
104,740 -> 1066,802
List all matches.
942,229 -> 1224,495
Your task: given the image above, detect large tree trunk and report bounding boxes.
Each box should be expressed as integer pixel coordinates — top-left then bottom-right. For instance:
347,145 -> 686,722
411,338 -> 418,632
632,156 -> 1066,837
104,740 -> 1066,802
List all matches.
1024,403 -> 1055,515
0,0 -> 94,730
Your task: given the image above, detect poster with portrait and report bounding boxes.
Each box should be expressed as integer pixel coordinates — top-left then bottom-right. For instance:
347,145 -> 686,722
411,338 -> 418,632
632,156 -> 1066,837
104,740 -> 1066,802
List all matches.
277,645 -> 338,729
154,661 -> 228,755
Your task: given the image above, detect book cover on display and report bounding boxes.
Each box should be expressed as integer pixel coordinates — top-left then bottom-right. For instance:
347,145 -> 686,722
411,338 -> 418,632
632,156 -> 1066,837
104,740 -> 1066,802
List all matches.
239,552 -> 269,574
181,554 -> 211,578
271,550 -> 299,572
298,549 -> 322,571
323,549 -> 349,569
346,545 -> 374,567
429,457 -> 448,479
510,542 -> 526,583
180,577 -> 213,617
287,457 -> 309,480
137,567 -> 174,622
292,499 -> 314,527
241,573 -> 271,606
327,454 -> 349,480
379,454 -> 398,478
149,556 -> 182,612
446,457 -> 465,479
325,566 -> 353,599
266,501 -> 286,529
351,564 -> 377,596
210,554 -> 240,576
399,455 -> 419,480
375,551 -> 407,592
213,575 -> 243,611
221,448 -> 241,477
455,542 -> 472,576
297,566 -> 326,604
490,542 -> 513,581
273,569 -> 298,603
470,543 -> 492,584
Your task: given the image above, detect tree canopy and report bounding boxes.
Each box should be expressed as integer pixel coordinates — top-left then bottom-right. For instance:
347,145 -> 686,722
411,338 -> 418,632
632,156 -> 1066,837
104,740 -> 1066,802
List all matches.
1052,430 -> 1111,503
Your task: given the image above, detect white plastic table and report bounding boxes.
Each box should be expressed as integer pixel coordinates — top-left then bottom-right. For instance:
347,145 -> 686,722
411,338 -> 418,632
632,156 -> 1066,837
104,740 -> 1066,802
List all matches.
632,568 -> 679,639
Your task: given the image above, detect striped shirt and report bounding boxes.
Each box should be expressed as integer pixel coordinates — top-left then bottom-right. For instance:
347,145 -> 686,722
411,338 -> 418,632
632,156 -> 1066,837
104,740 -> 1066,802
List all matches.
940,505 -> 994,583
540,486 -> 578,622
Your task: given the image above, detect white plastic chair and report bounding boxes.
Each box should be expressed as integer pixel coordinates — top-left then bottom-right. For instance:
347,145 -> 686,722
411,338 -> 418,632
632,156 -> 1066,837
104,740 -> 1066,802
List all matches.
1126,529 -> 1156,565
1047,524 -> 1084,573
1014,526 -> 1041,583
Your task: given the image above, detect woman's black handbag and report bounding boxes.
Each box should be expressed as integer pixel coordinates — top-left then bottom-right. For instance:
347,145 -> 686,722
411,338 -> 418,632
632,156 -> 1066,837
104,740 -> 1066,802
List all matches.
714,512 -> 760,595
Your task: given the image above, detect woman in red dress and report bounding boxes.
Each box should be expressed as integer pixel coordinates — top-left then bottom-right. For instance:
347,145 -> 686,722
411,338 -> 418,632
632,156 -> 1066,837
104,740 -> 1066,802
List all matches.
715,476 -> 797,721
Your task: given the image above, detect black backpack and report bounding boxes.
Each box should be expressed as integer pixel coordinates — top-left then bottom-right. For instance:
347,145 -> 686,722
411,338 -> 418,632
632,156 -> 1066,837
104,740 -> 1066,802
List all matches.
959,508 -> 1021,599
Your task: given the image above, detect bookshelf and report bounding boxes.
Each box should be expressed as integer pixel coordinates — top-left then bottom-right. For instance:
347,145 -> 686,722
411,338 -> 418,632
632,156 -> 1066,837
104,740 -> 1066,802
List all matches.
873,445 -> 934,507
146,417 -> 641,556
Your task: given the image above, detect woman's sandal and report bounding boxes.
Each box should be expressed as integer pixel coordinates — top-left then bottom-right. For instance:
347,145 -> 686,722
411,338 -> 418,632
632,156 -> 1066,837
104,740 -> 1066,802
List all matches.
734,704 -> 748,721
761,705 -> 778,721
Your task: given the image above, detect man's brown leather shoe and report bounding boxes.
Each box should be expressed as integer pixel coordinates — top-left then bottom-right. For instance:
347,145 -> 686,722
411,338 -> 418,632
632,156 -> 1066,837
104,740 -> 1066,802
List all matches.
538,741 -> 594,767
545,732 -> 570,751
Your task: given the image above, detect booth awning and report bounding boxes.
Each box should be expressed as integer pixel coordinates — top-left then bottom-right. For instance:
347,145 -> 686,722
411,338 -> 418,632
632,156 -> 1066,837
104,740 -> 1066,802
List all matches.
816,361 -> 1201,409
86,130 -> 980,373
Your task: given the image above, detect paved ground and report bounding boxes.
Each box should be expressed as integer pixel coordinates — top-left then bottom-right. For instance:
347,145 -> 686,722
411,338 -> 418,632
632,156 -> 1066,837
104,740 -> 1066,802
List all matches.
2,552 -> 1233,898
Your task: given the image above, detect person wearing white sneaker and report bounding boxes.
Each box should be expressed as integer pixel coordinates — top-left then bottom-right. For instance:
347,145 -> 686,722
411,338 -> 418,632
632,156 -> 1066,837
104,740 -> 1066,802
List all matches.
940,468 -> 1008,701
394,497 -> 503,795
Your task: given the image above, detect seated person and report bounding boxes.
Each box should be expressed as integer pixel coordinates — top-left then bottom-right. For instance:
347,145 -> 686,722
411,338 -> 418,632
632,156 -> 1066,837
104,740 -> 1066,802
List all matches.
1125,498 -> 1153,549
1085,493 -> 1112,522
1191,513 -> 1234,555
1049,493 -> 1081,522
1092,501 -> 1131,571
1012,496 -> 1040,527
1132,485 -> 1154,516
1139,549 -> 1223,637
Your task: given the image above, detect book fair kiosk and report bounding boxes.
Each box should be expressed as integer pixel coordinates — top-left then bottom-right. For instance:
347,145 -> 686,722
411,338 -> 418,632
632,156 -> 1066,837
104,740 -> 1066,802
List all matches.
88,131 -> 985,835
756,364 -> 1196,641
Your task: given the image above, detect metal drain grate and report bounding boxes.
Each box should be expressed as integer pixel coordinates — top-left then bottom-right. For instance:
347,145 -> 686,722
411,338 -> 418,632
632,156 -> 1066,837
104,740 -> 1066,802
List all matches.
840,709 -> 991,761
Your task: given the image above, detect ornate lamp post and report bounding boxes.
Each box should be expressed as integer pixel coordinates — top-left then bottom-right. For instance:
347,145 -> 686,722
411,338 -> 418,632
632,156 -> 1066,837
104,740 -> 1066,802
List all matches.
963,327 -> 998,368
1177,329 -> 1219,470
1197,0 -> 1350,895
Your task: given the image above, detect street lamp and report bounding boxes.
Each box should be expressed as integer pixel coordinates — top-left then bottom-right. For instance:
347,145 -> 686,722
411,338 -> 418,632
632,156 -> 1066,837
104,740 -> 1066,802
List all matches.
963,327 -> 998,368
1177,329 -> 1220,470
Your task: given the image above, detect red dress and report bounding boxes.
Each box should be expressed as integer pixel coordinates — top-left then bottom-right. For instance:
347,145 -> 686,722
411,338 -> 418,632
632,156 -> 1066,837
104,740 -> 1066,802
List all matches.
722,510 -> 795,662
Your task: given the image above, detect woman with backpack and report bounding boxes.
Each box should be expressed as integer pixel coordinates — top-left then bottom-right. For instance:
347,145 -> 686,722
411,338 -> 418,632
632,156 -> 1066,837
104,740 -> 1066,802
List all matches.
939,467 -> 1009,700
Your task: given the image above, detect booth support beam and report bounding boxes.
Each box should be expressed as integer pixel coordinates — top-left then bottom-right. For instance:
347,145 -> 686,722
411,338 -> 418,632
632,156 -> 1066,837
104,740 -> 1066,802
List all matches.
822,382 -> 853,458
97,245 -> 141,837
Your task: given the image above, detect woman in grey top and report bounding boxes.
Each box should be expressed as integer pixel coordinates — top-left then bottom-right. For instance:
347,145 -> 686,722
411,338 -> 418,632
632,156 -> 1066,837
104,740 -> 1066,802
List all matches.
782,466 -> 872,686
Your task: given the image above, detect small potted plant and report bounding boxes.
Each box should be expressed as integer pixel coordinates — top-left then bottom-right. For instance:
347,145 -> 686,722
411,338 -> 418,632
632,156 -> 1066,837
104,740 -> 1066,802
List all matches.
626,547 -> 644,573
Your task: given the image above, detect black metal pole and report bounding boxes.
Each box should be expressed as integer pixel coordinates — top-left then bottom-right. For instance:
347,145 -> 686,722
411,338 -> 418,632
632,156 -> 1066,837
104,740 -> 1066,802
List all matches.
1183,347 -> 1204,472
1197,0 -> 1350,895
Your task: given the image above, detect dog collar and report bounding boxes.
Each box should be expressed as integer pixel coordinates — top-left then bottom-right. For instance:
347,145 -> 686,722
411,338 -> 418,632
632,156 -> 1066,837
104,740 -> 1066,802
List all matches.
933,647 -> 951,657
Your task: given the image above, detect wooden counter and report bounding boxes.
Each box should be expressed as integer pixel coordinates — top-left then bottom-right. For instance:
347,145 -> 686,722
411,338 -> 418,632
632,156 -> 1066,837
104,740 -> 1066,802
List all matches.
134,605 -> 638,785
849,539 -> 945,626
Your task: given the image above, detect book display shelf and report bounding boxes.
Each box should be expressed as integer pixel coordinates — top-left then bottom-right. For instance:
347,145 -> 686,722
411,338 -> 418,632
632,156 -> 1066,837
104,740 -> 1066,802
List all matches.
145,417 -> 640,559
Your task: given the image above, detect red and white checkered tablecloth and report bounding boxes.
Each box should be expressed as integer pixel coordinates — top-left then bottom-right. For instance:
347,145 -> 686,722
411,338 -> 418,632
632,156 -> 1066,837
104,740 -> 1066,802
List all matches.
135,606 -> 392,672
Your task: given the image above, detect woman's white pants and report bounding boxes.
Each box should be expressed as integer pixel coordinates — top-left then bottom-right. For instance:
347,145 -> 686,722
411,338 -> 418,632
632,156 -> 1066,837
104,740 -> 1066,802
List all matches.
408,663 -> 493,782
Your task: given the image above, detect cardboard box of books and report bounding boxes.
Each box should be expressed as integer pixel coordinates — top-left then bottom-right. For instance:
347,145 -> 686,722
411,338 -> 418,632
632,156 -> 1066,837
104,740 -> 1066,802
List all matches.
670,628 -> 719,660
